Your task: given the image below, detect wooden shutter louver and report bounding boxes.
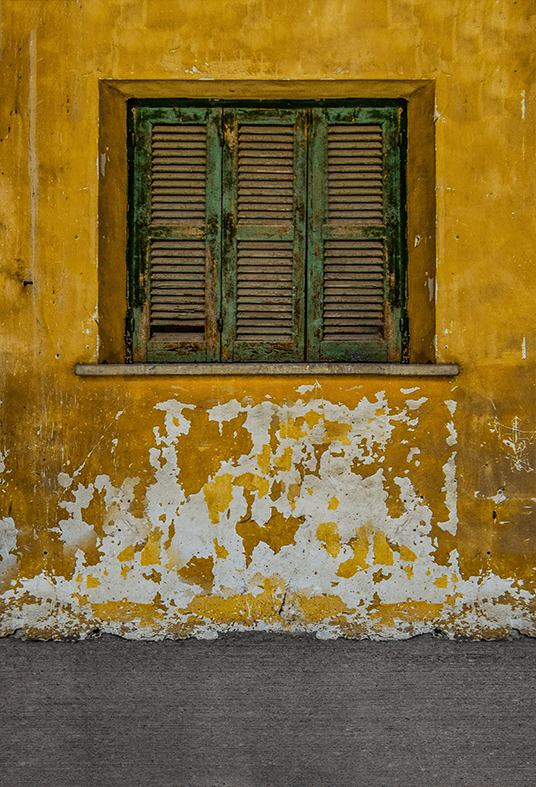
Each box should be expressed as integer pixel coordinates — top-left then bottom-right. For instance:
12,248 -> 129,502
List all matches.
148,238 -> 206,335
221,109 -> 307,362
236,124 -> 294,343
327,124 -> 383,224
322,239 -> 385,340
308,106 -> 404,362
129,106 -> 221,363
323,124 -> 385,340
149,124 -> 206,338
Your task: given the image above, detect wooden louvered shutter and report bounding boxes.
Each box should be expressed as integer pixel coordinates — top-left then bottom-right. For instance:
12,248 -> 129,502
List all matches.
129,106 -> 221,362
307,106 -> 405,362
220,108 -> 307,362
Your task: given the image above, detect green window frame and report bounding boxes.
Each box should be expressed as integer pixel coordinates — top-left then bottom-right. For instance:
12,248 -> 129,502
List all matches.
127,99 -> 407,364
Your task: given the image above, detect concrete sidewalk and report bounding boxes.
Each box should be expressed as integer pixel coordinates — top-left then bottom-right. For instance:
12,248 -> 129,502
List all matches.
1,633 -> 535,787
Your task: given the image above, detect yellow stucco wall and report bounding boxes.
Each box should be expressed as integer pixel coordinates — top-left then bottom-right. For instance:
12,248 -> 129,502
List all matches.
1,0 -> 535,639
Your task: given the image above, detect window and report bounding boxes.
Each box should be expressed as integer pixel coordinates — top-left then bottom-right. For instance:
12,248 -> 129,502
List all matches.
127,100 -> 407,364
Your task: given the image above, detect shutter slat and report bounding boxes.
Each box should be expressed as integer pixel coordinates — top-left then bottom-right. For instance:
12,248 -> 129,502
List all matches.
238,303 -> 291,311
152,171 -> 206,178
153,124 -> 205,132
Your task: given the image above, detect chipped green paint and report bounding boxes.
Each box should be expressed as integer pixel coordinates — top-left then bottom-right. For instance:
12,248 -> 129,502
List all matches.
128,101 -> 405,363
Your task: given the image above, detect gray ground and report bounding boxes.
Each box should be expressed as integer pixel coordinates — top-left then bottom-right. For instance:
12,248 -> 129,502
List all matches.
0,633 -> 534,787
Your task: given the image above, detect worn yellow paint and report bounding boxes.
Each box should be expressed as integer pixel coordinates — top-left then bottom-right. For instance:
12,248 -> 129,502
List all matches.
117,545 -> 136,562
178,556 -> 215,593
273,447 -> 294,473
336,526 -> 372,578
203,474 -> 234,524
142,569 -> 162,584
304,411 -> 322,429
213,538 -> 229,560
373,532 -> 395,567
139,529 -> 163,566
323,421 -> 352,446
187,576 -> 286,626
236,509 -> 305,567
90,599 -> 167,628
317,523 -> 341,559
399,545 -> 417,563
291,592 -> 356,625
287,483 -> 302,511
234,473 -> 270,499
368,600 -> 445,626
0,0 -> 535,640
256,445 -> 272,475
279,418 -> 307,440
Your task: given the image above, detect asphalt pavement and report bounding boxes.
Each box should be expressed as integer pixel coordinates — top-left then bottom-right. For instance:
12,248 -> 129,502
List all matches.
1,632 -> 534,787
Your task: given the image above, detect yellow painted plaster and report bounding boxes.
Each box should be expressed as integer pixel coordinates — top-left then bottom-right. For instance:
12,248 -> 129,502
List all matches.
0,0 -> 535,640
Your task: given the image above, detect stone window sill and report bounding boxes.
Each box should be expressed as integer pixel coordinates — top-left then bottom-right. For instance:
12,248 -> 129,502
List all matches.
75,363 -> 459,377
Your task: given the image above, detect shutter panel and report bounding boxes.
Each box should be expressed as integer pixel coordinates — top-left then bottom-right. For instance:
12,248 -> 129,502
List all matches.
307,106 -> 405,362
220,109 -> 307,362
128,106 -> 221,362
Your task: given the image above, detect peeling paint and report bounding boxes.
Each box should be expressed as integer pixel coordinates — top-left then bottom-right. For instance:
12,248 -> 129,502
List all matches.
2,386 -> 532,639
1,0 -> 535,641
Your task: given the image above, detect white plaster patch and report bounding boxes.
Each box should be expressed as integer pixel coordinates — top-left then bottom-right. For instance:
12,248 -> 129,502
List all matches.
57,482 -> 100,551
489,489 -> 507,505
154,400 -> 195,444
446,422 -> 457,447
58,472 -> 71,489
436,453 -> 458,534
405,397 -> 427,411
406,447 -> 420,463
0,517 -> 18,571
444,399 -> 457,416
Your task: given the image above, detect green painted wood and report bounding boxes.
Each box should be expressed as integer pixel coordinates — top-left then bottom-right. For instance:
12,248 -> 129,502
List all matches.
220,108 -> 307,363
307,106 -> 406,363
128,100 -> 407,366
128,105 -> 221,363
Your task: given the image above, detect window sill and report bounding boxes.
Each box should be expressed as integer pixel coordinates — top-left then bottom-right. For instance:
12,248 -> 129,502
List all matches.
75,363 -> 459,377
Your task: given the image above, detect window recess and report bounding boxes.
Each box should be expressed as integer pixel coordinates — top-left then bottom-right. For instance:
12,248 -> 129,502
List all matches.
127,101 -> 407,364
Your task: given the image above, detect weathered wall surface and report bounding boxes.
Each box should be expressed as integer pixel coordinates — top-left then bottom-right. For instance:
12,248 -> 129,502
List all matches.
1,0 -> 535,639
